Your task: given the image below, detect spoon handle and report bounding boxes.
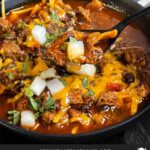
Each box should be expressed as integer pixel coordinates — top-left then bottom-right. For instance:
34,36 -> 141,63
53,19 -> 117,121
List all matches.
114,6 -> 150,33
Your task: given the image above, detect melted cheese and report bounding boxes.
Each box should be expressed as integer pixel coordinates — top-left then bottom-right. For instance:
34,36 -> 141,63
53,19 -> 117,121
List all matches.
53,52 -> 142,115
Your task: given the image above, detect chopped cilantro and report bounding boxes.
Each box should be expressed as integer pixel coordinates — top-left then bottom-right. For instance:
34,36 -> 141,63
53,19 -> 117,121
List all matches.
61,27 -> 67,32
45,97 -> 55,111
25,87 -> 34,98
88,90 -> 95,96
17,22 -> 26,30
61,45 -> 66,51
51,10 -> 60,22
45,28 -> 66,44
7,72 -> 14,80
61,42 -> 68,51
34,106 -> 44,119
8,110 -> 20,125
59,78 -> 67,87
82,77 -> 88,88
25,87 -> 41,112
22,63 -> 28,73
29,97 -> 39,111
46,32 -> 57,43
70,37 -> 77,43
39,107 -> 44,114
5,32 -> 12,39
34,112 -> 40,120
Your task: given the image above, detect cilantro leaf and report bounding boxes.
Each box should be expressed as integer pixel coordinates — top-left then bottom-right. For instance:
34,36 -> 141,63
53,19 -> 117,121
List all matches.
25,87 -> 34,98
8,110 -> 20,125
29,97 -> 39,111
17,22 -> 26,30
22,63 -> 28,73
51,10 -> 60,22
45,97 -> 55,111
39,107 -> 44,114
46,32 -> 56,43
34,112 -> 40,120
46,27 -> 67,44
88,90 -> 95,96
7,72 -> 14,80
70,37 -> 77,43
82,77 -> 88,88
59,78 -> 67,87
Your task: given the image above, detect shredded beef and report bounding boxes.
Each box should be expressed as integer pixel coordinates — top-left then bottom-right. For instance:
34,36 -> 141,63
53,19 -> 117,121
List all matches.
78,6 -> 91,22
68,89 -> 84,105
97,91 -> 118,107
41,111 -> 56,124
85,32 -> 104,64
0,18 -> 11,32
1,40 -> 26,60
17,97 -> 29,111
46,31 -> 74,66
124,47 -> 146,68
68,108 -> 81,117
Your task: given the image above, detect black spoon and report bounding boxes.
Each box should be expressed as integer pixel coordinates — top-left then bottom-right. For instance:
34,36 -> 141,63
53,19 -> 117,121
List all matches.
81,6 -> 150,50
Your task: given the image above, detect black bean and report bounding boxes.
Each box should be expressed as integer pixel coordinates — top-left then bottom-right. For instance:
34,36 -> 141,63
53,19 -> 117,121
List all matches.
55,65 -> 72,76
95,64 -> 101,74
0,54 -> 3,59
122,72 -> 135,84
81,104 -> 90,113
15,82 -> 25,92
97,104 -> 110,111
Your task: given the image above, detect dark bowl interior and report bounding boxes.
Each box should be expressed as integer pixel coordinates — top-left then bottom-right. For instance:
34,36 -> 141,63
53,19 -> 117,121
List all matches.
0,0 -> 150,143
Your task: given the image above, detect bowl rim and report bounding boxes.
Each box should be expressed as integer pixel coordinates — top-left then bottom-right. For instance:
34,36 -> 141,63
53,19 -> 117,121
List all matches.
0,0 -> 150,139
0,100 -> 150,138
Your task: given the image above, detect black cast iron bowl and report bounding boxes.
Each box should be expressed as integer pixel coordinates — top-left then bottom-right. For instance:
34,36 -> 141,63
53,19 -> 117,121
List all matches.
0,0 -> 150,143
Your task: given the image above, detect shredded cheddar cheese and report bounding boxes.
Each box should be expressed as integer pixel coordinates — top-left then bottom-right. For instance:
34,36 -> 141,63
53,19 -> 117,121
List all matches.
1,0 -> 6,19
53,52 -> 142,115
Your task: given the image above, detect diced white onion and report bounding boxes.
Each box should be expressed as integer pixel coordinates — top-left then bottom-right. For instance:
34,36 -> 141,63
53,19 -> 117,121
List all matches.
21,110 -> 35,128
67,63 -> 96,76
67,40 -> 85,60
40,68 -> 60,79
79,64 -> 96,76
32,25 -> 47,45
47,78 -> 65,95
30,76 -> 47,96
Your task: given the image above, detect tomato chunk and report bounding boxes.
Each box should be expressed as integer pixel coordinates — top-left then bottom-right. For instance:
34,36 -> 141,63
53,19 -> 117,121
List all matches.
106,82 -> 122,91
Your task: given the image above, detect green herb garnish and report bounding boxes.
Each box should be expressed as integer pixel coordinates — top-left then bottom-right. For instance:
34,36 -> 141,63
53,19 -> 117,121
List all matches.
34,112 -> 40,120
29,97 -> 39,111
70,37 -> 77,43
25,87 -> 34,98
8,110 -> 20,125
82,77 -> 88,88
7,72 -> 14,80
22,63 -> 28,73
46,32 -> 57,43
25,87 -> 41,112
34,107 -> 45,119
5,32 -> 12,39
59,78 -> 67,87
17,22 -> 26,30
45,97 -> 55,111
39,107 -> 44,114
88,90 -> 95,96
51,10 -> 60,22
61,42 -> 68,51
46,27 -> 67,44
